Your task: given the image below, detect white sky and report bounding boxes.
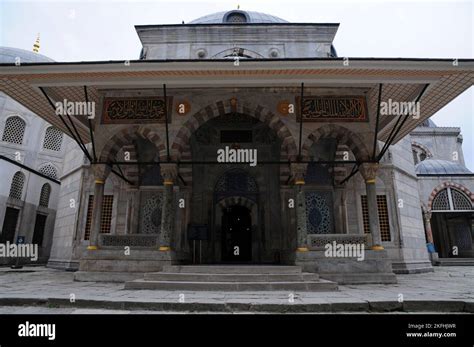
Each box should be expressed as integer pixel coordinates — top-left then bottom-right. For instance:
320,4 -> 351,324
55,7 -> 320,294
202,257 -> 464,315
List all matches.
0,0 -> 473,169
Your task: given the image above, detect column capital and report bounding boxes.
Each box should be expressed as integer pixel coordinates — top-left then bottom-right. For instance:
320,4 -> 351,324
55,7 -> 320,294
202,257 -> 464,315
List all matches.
290,163 -> 308,185
92,164 -> 111,183
160,163 -> 178,185
423,210 -> 432,222
359,163 -> 379,183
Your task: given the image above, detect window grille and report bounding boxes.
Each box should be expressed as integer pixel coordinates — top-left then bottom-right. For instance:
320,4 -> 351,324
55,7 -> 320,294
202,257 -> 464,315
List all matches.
451,189 -> 472,210
433,188 -> 473,211
361,194 -> 391,242
2,116 -> 26,144
226,13 -> 247,22
9,171 -> 25,200
432,189 -> 450,210
43,127 -> 63,151
39,183 -> 51,207
84,195 -> 114,240
38,164 -> 58,180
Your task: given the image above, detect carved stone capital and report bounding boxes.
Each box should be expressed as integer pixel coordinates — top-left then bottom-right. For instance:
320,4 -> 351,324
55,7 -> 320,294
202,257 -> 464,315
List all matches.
423,210 -> 432,222
160,163 -> 178,185
359,163 -> 379,183
92,164 -> 111,183
290,163 -> 308,185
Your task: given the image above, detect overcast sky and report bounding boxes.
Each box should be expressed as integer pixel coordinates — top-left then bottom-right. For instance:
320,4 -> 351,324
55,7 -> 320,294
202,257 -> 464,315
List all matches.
1,0 -> 473,169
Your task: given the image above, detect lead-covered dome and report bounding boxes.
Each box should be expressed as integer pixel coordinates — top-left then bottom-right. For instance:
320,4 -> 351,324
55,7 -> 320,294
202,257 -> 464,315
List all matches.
0,47 -> 54,63
189,10 -> 288,24
415,159 -> 472,175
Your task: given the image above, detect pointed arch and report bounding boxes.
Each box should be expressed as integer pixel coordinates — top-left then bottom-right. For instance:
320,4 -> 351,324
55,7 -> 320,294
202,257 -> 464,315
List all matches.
427,181 -> 474,211
301,124 -> 371,162
170,99 -> 298,161
99,125 -> 167,162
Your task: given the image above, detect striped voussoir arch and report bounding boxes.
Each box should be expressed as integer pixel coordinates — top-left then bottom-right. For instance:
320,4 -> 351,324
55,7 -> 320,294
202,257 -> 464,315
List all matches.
99,125 -> 167,163
411,141 -> 433,159
301,124 -> 371,162
427,181 -> 474,211
171,99 -> 298,161
217,196 -> 256,210
171,100 -> 298,185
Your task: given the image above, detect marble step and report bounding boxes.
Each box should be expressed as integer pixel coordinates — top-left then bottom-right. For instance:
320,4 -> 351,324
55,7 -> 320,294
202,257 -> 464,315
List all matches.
124,279 -> 338,291
144,272 -> 320,282
434,258 -> 474,266
161,265 -> 302,274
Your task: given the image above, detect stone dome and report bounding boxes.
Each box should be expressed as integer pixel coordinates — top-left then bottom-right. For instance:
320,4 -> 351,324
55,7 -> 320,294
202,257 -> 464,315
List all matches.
415,159 -> 472,175
189,10 -> 288,24
419,118 -> 437,128
0,46 -> 54,64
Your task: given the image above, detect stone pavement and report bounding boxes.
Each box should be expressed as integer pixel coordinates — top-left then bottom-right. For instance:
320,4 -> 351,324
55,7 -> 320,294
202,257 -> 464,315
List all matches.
0,266 -> 473,313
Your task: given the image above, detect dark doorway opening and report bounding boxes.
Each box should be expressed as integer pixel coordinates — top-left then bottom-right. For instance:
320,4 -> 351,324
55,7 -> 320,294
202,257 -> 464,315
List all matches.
221,205 -> 252,262
432,212 -> 473,258
33,214 -> 47,247
1,207 -> 20,243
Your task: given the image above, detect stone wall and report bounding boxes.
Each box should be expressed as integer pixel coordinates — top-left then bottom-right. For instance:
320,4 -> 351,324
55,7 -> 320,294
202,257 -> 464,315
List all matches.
386,136 -> 432,273
47,140 -> 84,270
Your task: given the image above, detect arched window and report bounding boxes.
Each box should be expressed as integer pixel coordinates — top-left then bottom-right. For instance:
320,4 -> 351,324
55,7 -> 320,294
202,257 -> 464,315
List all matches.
2,116 -> 26,144
38,164 -> 58,180
9,171 -> 25,200
223,11 -> 249,23
39,183 -> 51,207
412,143 -> 431,165
432,188 -> 473,211
43,126 -> 63,151
451,189 -> 472,210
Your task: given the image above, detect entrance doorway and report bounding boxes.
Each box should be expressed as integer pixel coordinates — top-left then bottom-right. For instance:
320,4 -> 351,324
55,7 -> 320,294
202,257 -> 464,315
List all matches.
1,207 -> 20,243
33,213 -> 48,247
432,213 -> 473,258
221,205 -> 252,262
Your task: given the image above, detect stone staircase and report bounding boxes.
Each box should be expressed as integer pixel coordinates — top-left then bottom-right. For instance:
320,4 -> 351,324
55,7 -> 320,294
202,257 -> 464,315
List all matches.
433,258 -> 474,266
124,265 -> 338,291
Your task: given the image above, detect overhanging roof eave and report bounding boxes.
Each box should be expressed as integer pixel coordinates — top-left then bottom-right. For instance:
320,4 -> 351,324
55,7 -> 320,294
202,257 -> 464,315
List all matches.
0,57 -> 473,72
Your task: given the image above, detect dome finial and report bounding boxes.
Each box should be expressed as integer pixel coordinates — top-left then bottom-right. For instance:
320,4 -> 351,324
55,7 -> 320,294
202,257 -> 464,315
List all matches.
32,33 -> 40,53
237,4 -> 240,9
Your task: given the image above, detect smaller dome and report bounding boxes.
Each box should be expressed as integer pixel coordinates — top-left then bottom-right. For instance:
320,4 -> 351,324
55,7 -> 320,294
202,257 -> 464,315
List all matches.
415,159 -> 471,175
0,46 -> 54,64
419,118 -> 437,128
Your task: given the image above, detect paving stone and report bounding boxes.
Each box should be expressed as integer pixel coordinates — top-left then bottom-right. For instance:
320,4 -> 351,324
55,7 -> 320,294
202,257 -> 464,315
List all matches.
0,266 -> 472,313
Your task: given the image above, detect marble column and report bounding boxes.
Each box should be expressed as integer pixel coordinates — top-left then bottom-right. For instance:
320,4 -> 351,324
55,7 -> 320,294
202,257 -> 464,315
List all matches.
334,185 -> 348,234
360,163 -> 383,250
88,164 -> 111,250
291,163 -> 308,252
126,187 -> 139,234
159,163 -> 178,251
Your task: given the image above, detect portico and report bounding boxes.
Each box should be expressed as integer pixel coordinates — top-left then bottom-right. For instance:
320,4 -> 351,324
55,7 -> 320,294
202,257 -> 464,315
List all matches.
0,9 -> 472,286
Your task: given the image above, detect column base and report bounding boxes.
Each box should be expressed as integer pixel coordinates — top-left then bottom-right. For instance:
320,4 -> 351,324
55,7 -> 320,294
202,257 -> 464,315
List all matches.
87,245 -> 98,250
159,246 -> 171,251
371,245 -> 384,251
